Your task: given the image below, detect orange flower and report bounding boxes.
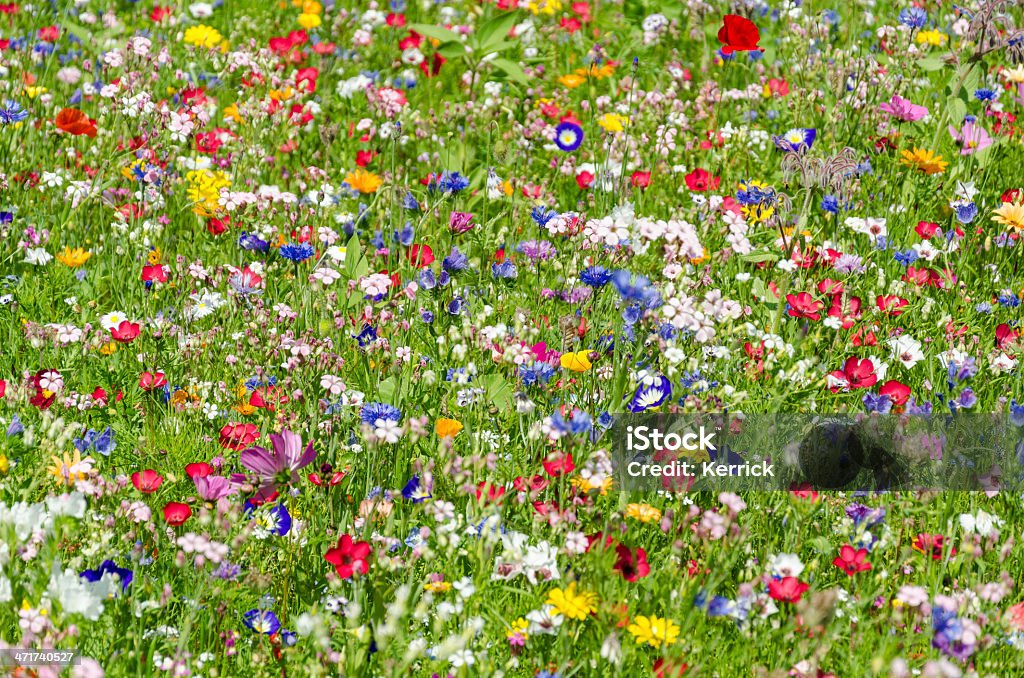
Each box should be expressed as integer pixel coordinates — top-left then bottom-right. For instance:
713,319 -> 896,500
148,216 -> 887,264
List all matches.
435,418 -> 464,438
55,108 -> 97,137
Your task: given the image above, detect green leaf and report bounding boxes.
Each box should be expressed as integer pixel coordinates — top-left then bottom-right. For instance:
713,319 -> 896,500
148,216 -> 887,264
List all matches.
917,56 -> 945,72
490,57 -> 528,85
475,12 -> 520,53
343,234 -> 369,280
436,40 -> 469,59
740,251 -> 779,264
62,21 -> 94,44
946,96 -> 967,127
408,23 -> 464,45
751,278 -> 768,300
479,374 -> 514,412
377,377 -> 398,402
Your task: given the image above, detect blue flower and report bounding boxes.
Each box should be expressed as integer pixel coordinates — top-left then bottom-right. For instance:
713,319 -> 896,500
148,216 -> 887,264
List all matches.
898,7 -> 927,28
6,414 -> 24,437
862,392 -> 892,414
355,324 -> 377,347
360,402 -> 402,425
627,376 -> 672,412
245,502 -> 292,536
580,266 -> 611,287
442,246 -> 469,273
519,362 -> 555,387
1010,400 -> 1024,427
74,427 -> 116,457
894,249 -> 919,266
0,100 -> 29,124
438,171 -> 469,194
80,560 -> 133,592
492,261 -> 517,280
279,242 -> 315,262
951,200 -> 977,224
820,195 -> 840,213
243,609 -> 281,635
973,88 -> 997,102
530,206 -> 558,227
402,192 -> 420,210
771,128 -> 816,153
238,232 -> 270,252
402,475 -> 432,503
553,121 -> 584,152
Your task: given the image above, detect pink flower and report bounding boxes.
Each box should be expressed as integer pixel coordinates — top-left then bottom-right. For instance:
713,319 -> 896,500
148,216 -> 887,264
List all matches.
878,94 -> 928,122
948,120 -> 992,155
237,428 -> 316,500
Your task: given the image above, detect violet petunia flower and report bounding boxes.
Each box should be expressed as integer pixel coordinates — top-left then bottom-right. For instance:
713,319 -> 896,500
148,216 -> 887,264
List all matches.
878,94 -> 928,122
237,429 -> 315,500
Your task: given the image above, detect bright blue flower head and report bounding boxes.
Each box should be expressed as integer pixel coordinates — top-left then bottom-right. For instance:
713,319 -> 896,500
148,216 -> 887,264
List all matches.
553,121 -> 584,152
243,609 -> 281,635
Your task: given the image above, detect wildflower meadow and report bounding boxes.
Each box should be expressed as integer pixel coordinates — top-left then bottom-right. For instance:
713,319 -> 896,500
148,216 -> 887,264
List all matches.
2,0 -> 1024,676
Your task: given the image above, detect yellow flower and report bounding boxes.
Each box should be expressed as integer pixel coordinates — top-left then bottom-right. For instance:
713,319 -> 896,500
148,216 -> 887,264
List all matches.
506,618 -> 529,640
435,418 -> 464,438
99,341 -> 117,355
900,148 -> 948,175
525,0 -> 562,15
570,474 -> 614,495
1003,65 -> 1024,85
298,12 -> 322,29
302,0 -> 323,13
915,29 -> 947,47
224,102 -> 244,124
186,169 -> 232,216
627,615 -> 680,648
269,87 -> 294,102
558,74 -> 586,89
23,86 -> 48,99
546,582 -> 597,620
345,169 -> 383,194
560,350 -> 592,372
991,201 -> 1024,232
0,454 -> 9,474
48,450 -> 94,487
147,247 -> 163,265
183,25 -> 223,49
625,502 -> 662,523
56,247 -> 92,268
597,113 -> 627,133
424,581 -> 452,593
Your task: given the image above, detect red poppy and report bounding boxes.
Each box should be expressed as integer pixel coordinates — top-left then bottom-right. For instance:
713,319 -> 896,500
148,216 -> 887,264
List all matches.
717,14 -> 764,54
827,294 -> 862,330
55,108 -> 98,137
38,25 -> 60,42
613,544 -> 651,582
296,67 -> 319,92
832,544 -> 872,576
324,534 -> 371,579
560,17 -> 582,32
162,502 -> 192,526
219,422 -> 260,450
407,243 -> 435,268
828,356 -> 877,392
768,576 -> 809,603
139,371 -> 167,391
150,6 -> 173,22
786,292 -> 823,321
630,170 -> 651,189
913,533 -> 954,560
915,221 -> 941,239
111,320 -> 141,343
879,380 -> 911,406
131,469 -> 164,493
142,264 -> 168,284
1001,187 -> 1023,203
207,214 -> 230,236
576,170 -> 595,189
0,380 -> 5,398
817,278 -> 844,296
249,386 -> 289,411
996,323 -> 1019,349
355,149 -> 376,167
512,474 -> 549,493
876,295 -> 908,315
185,462 -> 214,479
542,452 -> 575,477
789,482 -> 819,502
684,168 -> 720,192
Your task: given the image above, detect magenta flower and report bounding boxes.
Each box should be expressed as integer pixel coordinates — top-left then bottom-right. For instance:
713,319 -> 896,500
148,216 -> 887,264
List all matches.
878,94 -> 928,122
194,474 -> 238,501
448,211 -> 475,234
237,429 -> 315,500
948,120 -> 992,154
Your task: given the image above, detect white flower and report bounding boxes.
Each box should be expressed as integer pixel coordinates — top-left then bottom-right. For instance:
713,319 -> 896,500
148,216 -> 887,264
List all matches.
889,335 -> 924,369
373,418 -> 402,444
24,247 -> 52,265
100,311 -> 129,331
769,553 -> 804,578
959,510 -> 1002,537
525,605 -> 564,635
447,649 -> 475,668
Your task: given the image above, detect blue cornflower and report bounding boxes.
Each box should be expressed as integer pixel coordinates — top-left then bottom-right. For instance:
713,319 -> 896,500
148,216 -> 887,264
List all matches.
360,402 -> 402,425
580,265 -> 612,287
438,171 -> 469,194
898,7 -> 928,28
402,192 -> 420,210
863,392 -> 892,414
492,261 -> 517,280
447,297 -> 465,315
397,223 -> 415,246
973,88 -> 997,102
820,195 -> 840,213
0,100 -> 29,124
279,242 -> 315,262
894,249 -> 919,266
530,206 -> 558,227
997,292 -> 1020,308
238,232 -> 270,252
520,362 -> 555,387
74,427 -> 116,457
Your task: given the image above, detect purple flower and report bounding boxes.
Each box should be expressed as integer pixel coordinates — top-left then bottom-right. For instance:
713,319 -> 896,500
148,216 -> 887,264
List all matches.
194,474 -> 238,501
448,211 -> 475,234
238,429 -> 316,500
948,120 -> 992,155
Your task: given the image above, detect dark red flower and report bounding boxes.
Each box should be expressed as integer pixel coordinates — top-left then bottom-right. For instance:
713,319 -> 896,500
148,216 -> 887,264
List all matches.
717,14 -> 764,55
913,533 -> 954,560
828,356 -> 877,392
324,534 -> 371,579
131,469 -> 164,493
613,544 -> 651,582
996,323 -> 1019,349
542,452 -> 575,477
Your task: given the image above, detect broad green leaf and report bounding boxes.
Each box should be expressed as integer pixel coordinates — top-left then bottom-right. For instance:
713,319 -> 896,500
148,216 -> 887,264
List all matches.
740,251 -> 779,264
409,23 -> 464,45
475,12 -> 520,53
490,57 -> 528,85
917,56 -> 945,72
479,374 -> 514,412
437,40 -> 469,59
946,96 -> 967,126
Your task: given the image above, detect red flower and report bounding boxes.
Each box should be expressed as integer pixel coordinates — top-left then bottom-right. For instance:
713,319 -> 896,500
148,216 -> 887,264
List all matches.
542,452 -> 575,477
786,292 -> 823,321
512,474 -> 549,493
111,320 -> 141,343
296,67 -> 319,93
717,14 -> 764,55
475,481 -> 506,505
407,244 -> 435,268
150,6 -> 173,22
653,658 -> 689,678
630,170 -> 651,189
1000,187 -> 1023,203
876,295 -> 908,315
576,170 -> 595,189
684,168 -> 720,192
768,576 -> 809,603
355,150 -> 376,167
139,371 -> 167,391
0,380 -> 5,398
789,482 -> 819,502
249,385 -> 289,411
913,533 -> 954,560
219,422 -> 260,451
828,356 -> 877,392
142,264 -> 168,284
131,469 -> 164,493
38,25 -> 60,42
915,221 -> 941,239
995,323 -> 1019,349
560,17 -> 582,32
879,380 -> 911,406
817,278 -> 844,296
207,214 -> 230,236
832,544 -> 872,576
613,544 -> 651,582
185,462 -> 214,479
324,534 -> 371,579
55,108 -> 98,137
162,502 -> 192,526
386,12 -> 406,27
